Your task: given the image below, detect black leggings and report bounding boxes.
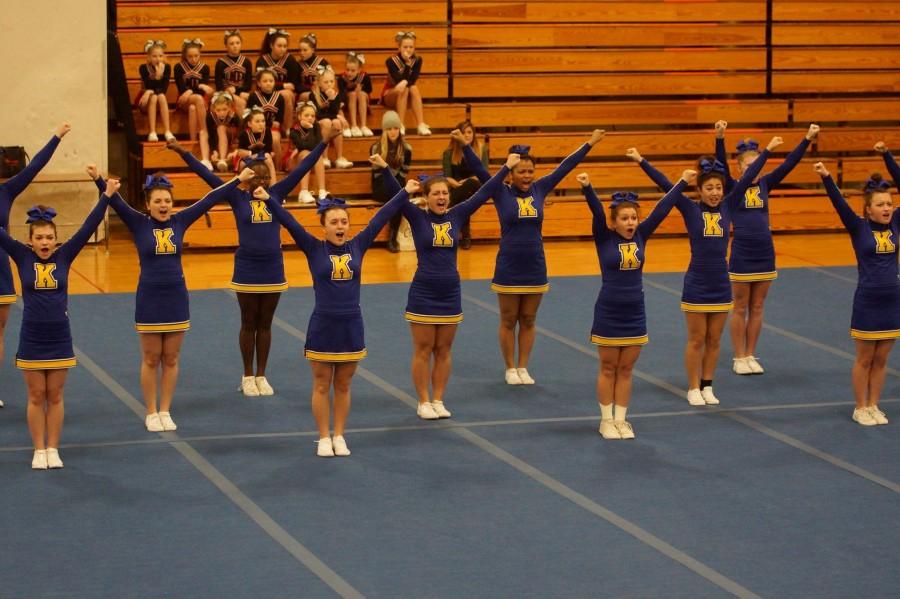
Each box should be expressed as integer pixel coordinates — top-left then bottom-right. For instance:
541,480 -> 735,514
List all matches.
236,292 -> 281,376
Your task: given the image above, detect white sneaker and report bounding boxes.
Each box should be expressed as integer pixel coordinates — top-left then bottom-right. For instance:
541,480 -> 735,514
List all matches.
147,132 -> 159,142
31,449 -> 48,470
686,388 -> 706,406
853,407 -> 878,426
417,123 -> 432,136
516,368 -> 535,385
432,401 -> 452,418
700,387 -> 720,405
341,128 -> 352,138
145,413 -> 164,432
350,126 -> 362,137
45,448 -> 64,469
323,157 -> 332,168
361,126 -> 374,137
869,406 -> 889,425
615,420 -> 635,439
318,189 -> 328,200
599,419 -> 621,439
417,402 -> 439,420
201,159 -> 214,171
733,357 -> 753,375
255,376 -> 274,396
164,131 -> 176,142
158,411 -> 177,431
334,157 -> 353,169
317,437 -> 335,457
216,159 -> 229,172
241,376 -> 260,397
505,368 -> 523,385
747,356 -> 765,374
332,435 -> 351,456
298,190 -> 315,204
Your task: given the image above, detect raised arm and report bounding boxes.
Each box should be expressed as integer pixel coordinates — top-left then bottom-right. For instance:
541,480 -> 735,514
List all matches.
764,125 -> 818,187
2,125 -> 68,198
167,140 -> 224,188
576,173 -> 609,242
627,148 -> 676,192
356,180 -> 418,252
875,142 -> 900,190
451,156 -> 517,220
178,173 -> 244,227
86,165 -> 144,233
270,131 -> 334,197
258,187 -> 317,252
638,171 -> 695,239
58,187 -> 113,262
0,220 -> 27,260
714,120 -> 735,190
369,154 -> 403,196
534,129 -> 604,195
459,135 -> 491,184
815,162 -> 861,232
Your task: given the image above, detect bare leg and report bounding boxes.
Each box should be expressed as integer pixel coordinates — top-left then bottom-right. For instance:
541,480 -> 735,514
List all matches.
358,92 -> 369,129
346,91 -> 359,128
684,312 -> 708,389
217,124 -> 229,159
497,294 -> 521,369
310,361 -> 334,439
147,94 -> 158,134
186,102 -> 198,141
613,346 -> 642,409
159,331 -> 185,413
852,340 -> 876,409
254,293 -> 281,376
867,339 -> 895,407
332,362 -> 358,436
44,370 -> 68,449
271,129 -> 283,169
315,156 -> 326,191
158,95 -> 172,133
139,333 -> 163,414
23,370 -> 48,449
515,294 -> 543,368
237,293 -> 260,377
281,89 -> 295,129
0,304 -> 9,362
730,282 -> 750,357
409,85 -> 426,127
409,323 -> 437,404
745,281 -> 772,357
701,313 -> 729,380
431,324 -> 458,403
234,93 -> 247,115
597,347 -> 620,407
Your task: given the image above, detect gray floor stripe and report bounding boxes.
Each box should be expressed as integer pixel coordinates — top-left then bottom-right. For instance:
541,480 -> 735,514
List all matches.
269,296 -> 759,598
74,346 -> 364,599
805,266 -> 857,284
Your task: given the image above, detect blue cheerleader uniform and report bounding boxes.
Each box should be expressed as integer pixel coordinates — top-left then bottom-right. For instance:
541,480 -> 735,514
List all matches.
717,137 -> 811,283
0,134 -> 62,305
265,189 -> 409,361
463,143 -> 592,294
0,194 -> 110,369
821,175 -> 900,340
581,180 -> 685,346
98,177 -> 240,332
178,143 -> 327,292
638,150 -> 771,312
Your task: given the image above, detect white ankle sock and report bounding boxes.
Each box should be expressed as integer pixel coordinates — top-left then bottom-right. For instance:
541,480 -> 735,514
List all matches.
615,405 -> 628,421
600,404 -> 614,420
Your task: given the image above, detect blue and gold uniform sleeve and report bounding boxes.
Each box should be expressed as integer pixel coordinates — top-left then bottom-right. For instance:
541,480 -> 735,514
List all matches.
270,141 -> 327,198
106,190 -> 145,233
462,143 -> 491,184
821,175 -> 862,233
581,183 -> 609,242
639,179 -> 687,239
764,138 -> 810,188
881,151 -> 900,190
1,135 -> 62,199
534,143 -> 591,196
0,224 -> 28,261
265,197 -> 317,253
453,165 -> 510,220
357,189 -> 410,253
378,164 -> 403,197
178,177 -> 240,227
728,149 -> 771,202
715,137 -> 735,191
178,148 -> 225,189
58,193 -> 111,262
638,158 -> 675,192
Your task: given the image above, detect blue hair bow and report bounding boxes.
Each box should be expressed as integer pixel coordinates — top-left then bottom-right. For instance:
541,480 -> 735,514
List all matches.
26,206 -> 57,224
864,177 -> 892,193
699,158 -> 726,175
316,196 -> 347,214
610,191 -> 639,207
736,139 -> 759,153
143,174 -> 173,190
241,152 -> 267,166
508,144 -> 531,155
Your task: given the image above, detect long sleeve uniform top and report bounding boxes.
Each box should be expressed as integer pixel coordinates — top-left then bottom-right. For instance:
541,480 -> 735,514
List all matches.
299,55 -> 330,93
1,135 -> 61,230
311,89 -> 346,121
339,71 -> 373,95
173,60 -> 210,94
139,63 -> 171,95
255,54 -> 300,90
246,90 -> 286,127
179,143 -> 327,255
443,145 -> 489,181
463,142 -> 591,245
386,54 -> 422,86
214,54 -> 252,94
0,194 -> 109,323
880,150 -> 900,190
266,189 -> 409,315
822,175 -> 900,289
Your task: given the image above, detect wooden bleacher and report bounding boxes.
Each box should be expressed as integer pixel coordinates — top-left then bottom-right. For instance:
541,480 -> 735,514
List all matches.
115,0 -> 900,247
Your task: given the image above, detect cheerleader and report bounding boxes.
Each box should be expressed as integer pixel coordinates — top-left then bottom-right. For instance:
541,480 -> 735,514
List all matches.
137,40 -> 175,142
458,129 -> 606,385
297,33 -> 330,103
339,51 -> 374,137
173,38 -> 213,164
206,92 -> 240,171
0,182 -> 112,468
246,68 -> 286,166
236,106 -> 274,161
627,136 -> 782,405
717,122 -> 821,375
815,162 -> 896,426
88,167 -> 250,431
168,123 -> 340,396
262,179 -> 419,456
256,29 -> 299,130
310,66 -> 352,169
288,102 -> 326,203
0,123 -> 70,409
215,29 -> 252,115
576,171 -> 694,439
382,31 -> 430,135
370,110 -> 412,251
387,154 -> 518,419
442,120 -> 489,249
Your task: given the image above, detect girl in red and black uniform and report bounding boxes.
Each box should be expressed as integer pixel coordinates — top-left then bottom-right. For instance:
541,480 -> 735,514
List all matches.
256,28 -> 299,130
297,33 -> 330,103
215,29 -> 252,116
246,68 -> 285,167
310,67 -> 352,169
136,40 -> 175,143
173,38 -> 213,168
382,31 -> 430,136
339,51 -> 374,137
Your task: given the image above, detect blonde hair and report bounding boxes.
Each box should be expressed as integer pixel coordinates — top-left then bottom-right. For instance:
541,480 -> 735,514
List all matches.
376,130 -> 408,168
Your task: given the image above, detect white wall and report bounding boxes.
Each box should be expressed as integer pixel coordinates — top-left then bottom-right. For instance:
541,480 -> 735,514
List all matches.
0,0 -> 107,240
